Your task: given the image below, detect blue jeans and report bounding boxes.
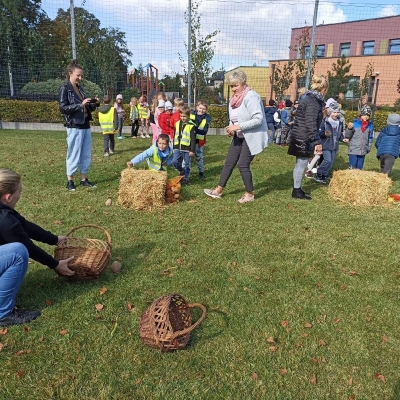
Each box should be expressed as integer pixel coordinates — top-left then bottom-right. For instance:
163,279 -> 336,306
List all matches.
117,117 -> 123,137
172,150 -> 191,181
317,149 -> 337,177
0,243 -> 28,319
194,144 -> 204,174
267,123 -> 275,143
66,128 -> 92,177
349,154 -> 365,170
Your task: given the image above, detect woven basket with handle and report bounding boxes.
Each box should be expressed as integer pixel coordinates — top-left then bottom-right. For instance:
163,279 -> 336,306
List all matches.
139,294 -> 206,351
54,224 -> 112,280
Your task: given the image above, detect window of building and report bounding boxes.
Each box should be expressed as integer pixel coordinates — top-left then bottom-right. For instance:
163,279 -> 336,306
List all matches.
316,45 -> 325,58
345,77 -> 359,100
303,46 -> 310,59
389,39 -> 400,54
340,43 -> 351,57
362,41 -> 374,55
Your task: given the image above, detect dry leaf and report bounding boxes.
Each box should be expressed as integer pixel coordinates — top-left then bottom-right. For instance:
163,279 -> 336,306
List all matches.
252,372 -> 258,380
330,254 -> 336,260
321,357 -> 327,363
0,343 -> 3,351
302,333 -> 309,338
281,320 -> 289,328
269,346 -> 277,352
25,349 -> 32,354
126,303 -> 133,311
45,299 -> 52,306
95,303 -> 104,312
311,357 -> 319,364
349,396 -> 355,400
310,373 -> 317,385
15,350 -> 25,356
232,261 -> 238,267
59,329 -> 68,335
316,319 -> 321,324
105,198 -> 112,206
288,203 -> 295,210
375,373 -> 386,383
280,368 -> 288,375
267,337 -> 275,343
0,328 -> 7,335
39,337 -> 44,342
349,270 -> 358,276
24,326 -> 30,332
366,317 -> 371,322
16,371 -> 25,378
54,220 -> 62,225
348,377 -> 353,386
333,318 -> 340,324
319,339 -> 327,346
304,322 -> 313,328
382,335 -> 388,343
99,287 -> 107,295
296,342 -> 302,348
316,283 -> 322,288
340,284 -> 347,290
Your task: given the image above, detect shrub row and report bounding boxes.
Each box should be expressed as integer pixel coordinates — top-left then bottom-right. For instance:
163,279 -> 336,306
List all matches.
0,100 -> 394,132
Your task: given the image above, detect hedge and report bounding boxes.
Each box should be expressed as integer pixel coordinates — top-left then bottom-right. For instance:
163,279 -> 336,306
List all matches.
0,100 -> 393,131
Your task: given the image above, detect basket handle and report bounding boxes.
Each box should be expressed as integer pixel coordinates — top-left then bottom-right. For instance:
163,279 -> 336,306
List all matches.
169,303 -> 207,340
65,224 -> 112,244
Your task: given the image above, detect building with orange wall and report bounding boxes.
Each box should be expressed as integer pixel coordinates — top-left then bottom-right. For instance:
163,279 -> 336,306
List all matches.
267,15 -> 400,105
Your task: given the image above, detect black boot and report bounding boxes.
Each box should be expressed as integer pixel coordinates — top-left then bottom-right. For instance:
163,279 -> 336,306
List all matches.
0,308 -> 41,327
292,188 -> 312,200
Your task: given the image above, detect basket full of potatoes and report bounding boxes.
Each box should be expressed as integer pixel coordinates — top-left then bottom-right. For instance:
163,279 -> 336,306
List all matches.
165,176 -> 184,204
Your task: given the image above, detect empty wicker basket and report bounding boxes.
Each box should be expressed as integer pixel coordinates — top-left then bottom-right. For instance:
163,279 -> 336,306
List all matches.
139,294 -> 206,351
54,224 -> 112,280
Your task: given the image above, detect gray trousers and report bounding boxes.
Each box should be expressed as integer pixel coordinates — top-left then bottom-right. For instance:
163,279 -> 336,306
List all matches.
293,157 -> 308,189
218,135 -> 255,192
379,154 -> 396,176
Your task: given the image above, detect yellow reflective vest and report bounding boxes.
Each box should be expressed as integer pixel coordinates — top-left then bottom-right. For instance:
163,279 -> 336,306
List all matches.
147,145 -> 172,171
190,112 -> 207,140
138,103 -> 149,119
98,107 -> 115,135
174,120 -> 195,148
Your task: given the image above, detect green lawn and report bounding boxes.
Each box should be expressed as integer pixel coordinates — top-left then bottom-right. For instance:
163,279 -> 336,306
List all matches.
1,129 -> 400,400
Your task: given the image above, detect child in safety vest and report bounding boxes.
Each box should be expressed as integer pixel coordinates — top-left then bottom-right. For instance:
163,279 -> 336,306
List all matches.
127,134 -> 173,171
98,95 -> 118,156
190,100 -> 212,180
172,106 -> 196,185
138,94 -> 150,138
130,97 -> 140,138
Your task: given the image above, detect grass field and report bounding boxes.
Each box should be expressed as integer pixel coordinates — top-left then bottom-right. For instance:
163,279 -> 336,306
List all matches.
1,129 -> 400,400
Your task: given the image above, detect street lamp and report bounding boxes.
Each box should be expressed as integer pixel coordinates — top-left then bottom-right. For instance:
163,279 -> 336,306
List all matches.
371,71 -> 380,125
269,63 -> 276,100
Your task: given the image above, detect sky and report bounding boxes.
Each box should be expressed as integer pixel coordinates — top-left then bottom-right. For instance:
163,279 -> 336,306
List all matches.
41,0 -> 400,77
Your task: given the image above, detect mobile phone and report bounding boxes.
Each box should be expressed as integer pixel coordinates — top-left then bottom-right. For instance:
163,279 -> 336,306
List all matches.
89,98 -> 98,103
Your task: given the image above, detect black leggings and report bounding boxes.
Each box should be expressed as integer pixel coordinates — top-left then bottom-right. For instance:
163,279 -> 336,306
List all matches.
218,135 -> 255,192
131,119 -> 139,137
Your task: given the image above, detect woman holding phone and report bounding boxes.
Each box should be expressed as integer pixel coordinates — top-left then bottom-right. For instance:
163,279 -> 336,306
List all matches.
59,59 -> 100,191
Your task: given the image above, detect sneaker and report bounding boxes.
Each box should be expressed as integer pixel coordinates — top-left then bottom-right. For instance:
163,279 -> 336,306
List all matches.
109,149 -> 114,154
182,179 -> 190,185
131,136 -> 137,139
305,171 -> 314,179
314,175 -> 326,184
140,135 -> 146,139
238,194 -> 255,203
145,134 -> 150,138
199,173 -> 206,181
66,180 -> 76,191
0,308 -> 41,327
118,136 -> 125,140
204,188 -> 222,199
292,188 -> 312,200
80,178 -> 97,188
104,152 -> 109,157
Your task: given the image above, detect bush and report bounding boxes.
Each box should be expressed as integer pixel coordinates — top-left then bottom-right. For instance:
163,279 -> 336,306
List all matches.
21,79 -> 102,99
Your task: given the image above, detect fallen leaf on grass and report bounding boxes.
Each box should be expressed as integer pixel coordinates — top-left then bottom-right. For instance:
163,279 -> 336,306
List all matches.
340,284 -> 347,290
0,328 -> 7,335
281,320 -> 289,328
252,372 -> 258,380
0,343 -> 4,351
382,335 -> 388,343
310,374 -> 317,384
311,357 -> 318,364
54,220 -> 62,225
24,326 -> 30,332
349,270 -> 358,276
304,322 -> 313,328
95,304 -> 104,312
348,377 -> 353,386
333,318 -> 340,324
16,371 -> 25,378
126,303 -> 133,311
99,287 -> 107,295
269,346 -> 277,352
288,203 -> 296,211
366,317 -> 371,322
15,350 -> 25,356
319,339 -> 327,346
349,396 -> 355,400
302,333 -> 308,338
45,299 -> 52,306
267,337 -> 275,343
375,373 -> 386,383
59,329 -> 68,335
280,368 -> 288,375
321,357 -> 327,363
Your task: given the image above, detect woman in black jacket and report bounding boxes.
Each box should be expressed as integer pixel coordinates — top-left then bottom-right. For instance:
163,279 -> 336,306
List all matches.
0,169 -> 74,326
59,59 -> 99,191
288,75 -> 328,200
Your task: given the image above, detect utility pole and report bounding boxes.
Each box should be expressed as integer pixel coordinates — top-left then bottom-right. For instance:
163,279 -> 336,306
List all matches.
187,0 -> 192,107
70,0 -> 77,59
305,0 -> 319,89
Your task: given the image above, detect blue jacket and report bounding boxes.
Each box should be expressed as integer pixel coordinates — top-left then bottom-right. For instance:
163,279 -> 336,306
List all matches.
264,106 -> 276,124
318,117 -> 344,151
131,145 -> 173,170
375,125 -> 400,158
345,118 -> 374,156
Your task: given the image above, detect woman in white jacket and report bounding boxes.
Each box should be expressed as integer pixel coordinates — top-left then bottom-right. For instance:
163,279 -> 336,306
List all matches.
204,70 -> 268,203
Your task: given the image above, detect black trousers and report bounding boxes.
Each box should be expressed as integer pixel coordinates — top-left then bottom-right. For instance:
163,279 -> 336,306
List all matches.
379,154 -> 396,176
131,119 -> 139,137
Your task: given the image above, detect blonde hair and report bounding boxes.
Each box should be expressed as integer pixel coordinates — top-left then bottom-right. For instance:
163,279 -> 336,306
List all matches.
174,98 -> 184,108
0,169 -> 21,197
196,100 -> 208,109
227,69 -> 247,85
297,87 -> 306,98
310,75 -> 328,92
150,96 -> 159,114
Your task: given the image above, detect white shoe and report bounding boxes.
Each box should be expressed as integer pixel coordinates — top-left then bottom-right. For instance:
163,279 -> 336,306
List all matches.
145,134 -> 150,138
118,136 -> 125,140
104,152 -> 109,157
140,135 -> 146,138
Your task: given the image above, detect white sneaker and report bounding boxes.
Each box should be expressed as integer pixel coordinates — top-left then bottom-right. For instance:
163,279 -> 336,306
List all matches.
145,134 -> 150,138
109,150 -> 114,155
118,136 -> 125,140
104,152 -> 109,157
238,194 -> 255,203
140,135 -> 146,138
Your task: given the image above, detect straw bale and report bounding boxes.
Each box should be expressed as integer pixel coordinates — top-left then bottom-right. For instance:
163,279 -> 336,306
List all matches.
328,169 -> 392,206
118,168 -> 167,210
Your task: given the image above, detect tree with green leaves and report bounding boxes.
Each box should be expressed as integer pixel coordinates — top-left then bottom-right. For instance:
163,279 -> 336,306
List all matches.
272,61 -> 295,101
179,0 -> 219,105
326,55 -> 353,99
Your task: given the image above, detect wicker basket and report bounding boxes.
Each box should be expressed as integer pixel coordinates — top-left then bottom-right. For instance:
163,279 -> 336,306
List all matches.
139,294 -> 206,351
54,224 -> 112,280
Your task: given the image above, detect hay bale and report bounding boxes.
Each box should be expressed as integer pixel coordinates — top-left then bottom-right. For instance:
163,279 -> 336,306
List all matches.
118,168 -> 167,210
328,169 -> 392,206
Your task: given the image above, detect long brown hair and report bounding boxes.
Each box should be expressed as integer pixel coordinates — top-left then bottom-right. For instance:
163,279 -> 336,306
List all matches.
65,59 -> 83,81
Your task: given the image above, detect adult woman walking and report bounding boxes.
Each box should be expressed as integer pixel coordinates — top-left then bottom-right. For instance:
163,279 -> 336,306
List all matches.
59,59 -> 99,191
288,75 -> 328,200
0,169 -> 75,326
204,69 -> 268,203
